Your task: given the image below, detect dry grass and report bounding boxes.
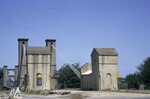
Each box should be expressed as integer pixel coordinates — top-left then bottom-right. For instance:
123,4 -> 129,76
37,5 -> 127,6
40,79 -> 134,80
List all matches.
25,90 -> 71,96
70,93 -> 88,99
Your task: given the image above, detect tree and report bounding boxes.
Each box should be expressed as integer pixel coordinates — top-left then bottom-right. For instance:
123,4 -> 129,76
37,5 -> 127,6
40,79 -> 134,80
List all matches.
125,73 -> 140,89
137,57 -> 150,87
0,68 -> 3,79
0,68 -> 3,90
55,63 -> 81,88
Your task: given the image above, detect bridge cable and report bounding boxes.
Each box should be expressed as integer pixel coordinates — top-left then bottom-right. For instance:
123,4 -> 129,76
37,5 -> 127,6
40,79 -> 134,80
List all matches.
51,45 -> 81,79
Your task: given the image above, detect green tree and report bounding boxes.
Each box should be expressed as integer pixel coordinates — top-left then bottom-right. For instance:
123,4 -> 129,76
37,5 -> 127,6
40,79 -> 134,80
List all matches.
137,57 -> 150,87
0,68 -> 3,78
0,68 -> 3,90
126,73 -> 140,89
55,63 -> 80,88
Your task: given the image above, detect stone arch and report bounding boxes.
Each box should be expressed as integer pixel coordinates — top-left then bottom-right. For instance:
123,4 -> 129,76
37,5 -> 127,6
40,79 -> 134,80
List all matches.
36,73 -> 42,86
106,73 -> 112,89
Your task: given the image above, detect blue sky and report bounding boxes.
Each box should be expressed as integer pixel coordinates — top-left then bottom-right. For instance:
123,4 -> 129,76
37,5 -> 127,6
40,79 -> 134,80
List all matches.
0,0 -> 150,77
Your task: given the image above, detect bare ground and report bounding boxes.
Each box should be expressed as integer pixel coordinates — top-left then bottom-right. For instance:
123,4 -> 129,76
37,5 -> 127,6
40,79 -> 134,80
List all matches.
1,89 -> 150,99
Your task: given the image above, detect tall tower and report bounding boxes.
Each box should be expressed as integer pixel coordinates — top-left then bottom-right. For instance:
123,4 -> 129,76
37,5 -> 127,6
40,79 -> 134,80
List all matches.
18,38 -> 28,65
91,48 -> 118,90
3,65 -> 8,87
18,38 -> 28,88
45,39 -> 57,89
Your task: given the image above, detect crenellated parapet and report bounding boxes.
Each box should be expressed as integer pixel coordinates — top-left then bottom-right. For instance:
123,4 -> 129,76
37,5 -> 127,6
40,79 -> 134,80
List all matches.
81,63 -> 92,75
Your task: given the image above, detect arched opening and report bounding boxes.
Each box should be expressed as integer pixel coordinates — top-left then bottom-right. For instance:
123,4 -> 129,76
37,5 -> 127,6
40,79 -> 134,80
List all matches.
36,73 -> 42,86
106,73 -> 111,89
8,70 -> 15,76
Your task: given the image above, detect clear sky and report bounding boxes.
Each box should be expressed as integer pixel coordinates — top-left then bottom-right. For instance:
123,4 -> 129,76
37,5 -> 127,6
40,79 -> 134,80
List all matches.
0,0 -> 150,77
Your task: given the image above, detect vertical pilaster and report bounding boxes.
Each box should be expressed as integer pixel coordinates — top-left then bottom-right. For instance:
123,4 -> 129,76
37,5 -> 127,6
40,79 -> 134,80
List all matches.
15,65 -> 19,86
3,65 -> 8,87
45,39 -> 57,89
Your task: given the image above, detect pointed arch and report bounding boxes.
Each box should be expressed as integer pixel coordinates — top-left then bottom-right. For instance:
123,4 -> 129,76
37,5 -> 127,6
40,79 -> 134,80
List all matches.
106,73 -> 112,89
36,73 -> 42,86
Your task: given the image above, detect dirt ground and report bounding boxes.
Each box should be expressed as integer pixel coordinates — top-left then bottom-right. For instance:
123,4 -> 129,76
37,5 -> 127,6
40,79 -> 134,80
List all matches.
1,90 -> 150,99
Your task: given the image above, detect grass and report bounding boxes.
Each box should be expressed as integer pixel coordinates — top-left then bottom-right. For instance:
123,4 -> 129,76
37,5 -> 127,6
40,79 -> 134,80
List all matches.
70,93 -> 85,99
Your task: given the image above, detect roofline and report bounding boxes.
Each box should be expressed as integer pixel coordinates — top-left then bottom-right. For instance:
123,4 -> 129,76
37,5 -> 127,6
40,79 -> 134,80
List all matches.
91,48 -> 118,56
18,38 -> 29,41
45,39 -> 56,42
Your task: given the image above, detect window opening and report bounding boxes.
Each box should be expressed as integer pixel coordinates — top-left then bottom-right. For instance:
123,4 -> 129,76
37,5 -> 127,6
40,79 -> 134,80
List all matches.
36,73 -> 42,86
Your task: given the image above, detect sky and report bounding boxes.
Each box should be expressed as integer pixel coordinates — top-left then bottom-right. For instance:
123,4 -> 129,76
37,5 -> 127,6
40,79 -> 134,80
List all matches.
0,0 -> 150,77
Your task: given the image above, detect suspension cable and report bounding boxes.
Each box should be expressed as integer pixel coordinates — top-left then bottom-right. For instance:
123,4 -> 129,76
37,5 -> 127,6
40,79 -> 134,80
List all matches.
51,45 -> 81,79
